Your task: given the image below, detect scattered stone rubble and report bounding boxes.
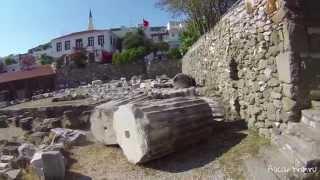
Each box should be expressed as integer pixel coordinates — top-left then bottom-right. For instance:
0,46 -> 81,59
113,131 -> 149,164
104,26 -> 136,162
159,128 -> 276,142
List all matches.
0,73 -> 225,178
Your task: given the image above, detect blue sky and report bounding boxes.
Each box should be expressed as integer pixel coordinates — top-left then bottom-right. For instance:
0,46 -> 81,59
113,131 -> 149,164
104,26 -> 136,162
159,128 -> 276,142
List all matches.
0,0 -> 178,57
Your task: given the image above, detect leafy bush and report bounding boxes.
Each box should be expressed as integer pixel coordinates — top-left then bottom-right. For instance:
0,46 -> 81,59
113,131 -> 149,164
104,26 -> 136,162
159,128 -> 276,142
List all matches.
56,56 -> 65,69
112,47 -> 147,65
168,48 -> 182,60
180,23 -> 200,55
69,50 -> 88,68
122,29 -> 154,53
122,29 -> 145,50
39,54 -> 54,65
4,57 -> 17,65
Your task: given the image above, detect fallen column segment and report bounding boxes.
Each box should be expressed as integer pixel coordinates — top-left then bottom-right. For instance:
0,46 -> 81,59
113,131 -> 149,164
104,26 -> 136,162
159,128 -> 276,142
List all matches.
114,97 -> 213,164
90,94 -> 149,145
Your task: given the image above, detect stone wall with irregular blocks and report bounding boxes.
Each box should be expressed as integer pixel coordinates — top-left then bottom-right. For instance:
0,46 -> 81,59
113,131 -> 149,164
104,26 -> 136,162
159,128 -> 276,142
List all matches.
182,0 -> 319,138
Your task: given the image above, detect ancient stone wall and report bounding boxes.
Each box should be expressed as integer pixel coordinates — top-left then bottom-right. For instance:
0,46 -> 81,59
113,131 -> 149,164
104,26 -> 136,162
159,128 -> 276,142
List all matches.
56,62 -> 146,88
182,0 -> 317,137
146,59 -> 182,79
56,60 -> 181,88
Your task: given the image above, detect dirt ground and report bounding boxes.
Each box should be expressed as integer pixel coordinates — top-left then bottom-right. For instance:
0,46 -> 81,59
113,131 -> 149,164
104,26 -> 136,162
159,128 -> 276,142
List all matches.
65,121 -> 269,180
0,120 -> 269,180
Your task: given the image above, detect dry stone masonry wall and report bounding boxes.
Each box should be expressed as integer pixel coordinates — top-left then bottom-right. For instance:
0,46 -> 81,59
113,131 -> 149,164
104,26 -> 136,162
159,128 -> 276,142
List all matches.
182,0 -> 320,138
56,59 -> 181,88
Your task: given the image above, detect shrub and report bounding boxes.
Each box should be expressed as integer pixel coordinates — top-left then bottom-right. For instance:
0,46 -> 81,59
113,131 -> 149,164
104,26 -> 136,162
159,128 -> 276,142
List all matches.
122,30 -> 145,50
180,23 -> 200,55
112,47 -> 147,65
168,48 -> 182,60
40,54 -> 54,65
56,56 -> 65,69
69,50 -> 88,68
4,57 -> 16,65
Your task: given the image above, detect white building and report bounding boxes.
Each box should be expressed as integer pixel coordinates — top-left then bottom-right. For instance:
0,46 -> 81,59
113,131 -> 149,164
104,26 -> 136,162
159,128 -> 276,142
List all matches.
50,11 -> 118,62
166,21 -> 185,48
38,10 -> 118,62
51,29 -> 118,61
28,12 -> 185,62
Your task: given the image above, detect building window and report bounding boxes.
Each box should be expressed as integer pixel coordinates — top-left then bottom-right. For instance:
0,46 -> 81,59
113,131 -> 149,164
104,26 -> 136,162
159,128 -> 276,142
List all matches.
65,41 -> 70,50
110,36 -> 113,45
56,42 -> 62,52
88,37 -> 95,47
98,35 -> 104,46
75,39 -> 83,49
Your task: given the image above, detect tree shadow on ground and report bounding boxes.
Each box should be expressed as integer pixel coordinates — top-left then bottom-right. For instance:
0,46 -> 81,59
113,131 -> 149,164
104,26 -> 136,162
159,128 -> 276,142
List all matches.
143,120 -> 248,173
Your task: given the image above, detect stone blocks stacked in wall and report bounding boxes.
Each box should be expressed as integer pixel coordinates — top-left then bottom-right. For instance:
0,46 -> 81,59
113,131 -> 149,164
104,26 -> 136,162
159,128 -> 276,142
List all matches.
182,0 -> 315,138
56,60 -> 181,88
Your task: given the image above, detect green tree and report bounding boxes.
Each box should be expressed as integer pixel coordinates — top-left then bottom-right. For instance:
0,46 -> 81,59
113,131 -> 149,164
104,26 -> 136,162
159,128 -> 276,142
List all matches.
39,54 -> 54,65
4,57 -> 16,66
69,50 -> 88,68
180,23 -> 200,55
122,29 -> 154,53
112,47 -> 147,65
168,48 -> 183,59
56,55 -> 65,69
156,0 -> 237,35
123,29 -> 145,50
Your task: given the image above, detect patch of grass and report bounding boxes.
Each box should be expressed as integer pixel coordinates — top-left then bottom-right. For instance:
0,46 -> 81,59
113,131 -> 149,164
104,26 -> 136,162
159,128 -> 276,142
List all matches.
20,167 -> 40,180
218,130 -> 270,180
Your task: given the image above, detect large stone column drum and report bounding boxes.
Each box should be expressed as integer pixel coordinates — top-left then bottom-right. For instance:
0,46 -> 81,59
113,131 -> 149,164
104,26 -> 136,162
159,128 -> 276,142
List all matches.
113,97 -> 214,164
90,95 -> 148,145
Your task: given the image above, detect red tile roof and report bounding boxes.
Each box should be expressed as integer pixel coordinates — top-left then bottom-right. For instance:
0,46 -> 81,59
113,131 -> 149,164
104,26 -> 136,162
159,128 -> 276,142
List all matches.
52,29 -> 110,41
0,66 -> 56,84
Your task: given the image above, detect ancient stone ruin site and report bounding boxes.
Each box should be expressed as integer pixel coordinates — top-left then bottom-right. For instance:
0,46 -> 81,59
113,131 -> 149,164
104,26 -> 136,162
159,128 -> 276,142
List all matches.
0,0 -> 320,179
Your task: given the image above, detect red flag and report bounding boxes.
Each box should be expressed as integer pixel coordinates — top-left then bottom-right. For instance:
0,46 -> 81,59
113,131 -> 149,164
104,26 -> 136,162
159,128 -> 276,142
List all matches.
143,19 -> 149,28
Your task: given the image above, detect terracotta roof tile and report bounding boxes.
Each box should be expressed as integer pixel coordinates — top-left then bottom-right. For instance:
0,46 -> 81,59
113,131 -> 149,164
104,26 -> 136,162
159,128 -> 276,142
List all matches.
0,65 -> 56,84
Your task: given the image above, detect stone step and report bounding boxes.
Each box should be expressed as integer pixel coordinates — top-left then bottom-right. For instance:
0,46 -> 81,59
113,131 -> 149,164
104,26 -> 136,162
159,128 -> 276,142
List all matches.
302,110 -> 320,122
312,101 -> 320,109
199,97 -> 225,120
272,134 -> 319,168
258,146 -> 297,180
310,90 -> 320,101
301,109 -> 320,129
243,157 -> 280,180
286,122 -> 320,144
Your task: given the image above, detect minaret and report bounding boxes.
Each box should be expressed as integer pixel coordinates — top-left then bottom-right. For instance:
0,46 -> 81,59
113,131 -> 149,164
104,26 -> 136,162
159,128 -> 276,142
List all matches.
88,9 -> 94,30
